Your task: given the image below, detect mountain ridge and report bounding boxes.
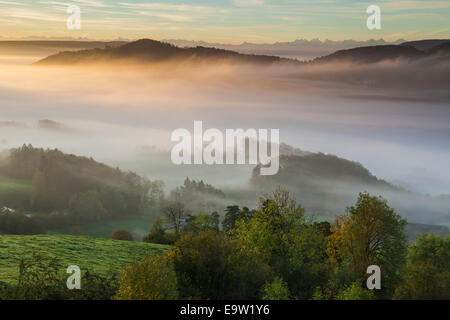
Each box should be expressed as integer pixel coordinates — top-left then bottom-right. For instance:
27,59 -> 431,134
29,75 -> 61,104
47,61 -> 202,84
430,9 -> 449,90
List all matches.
34,38 -> 300,66
34,38 -> 450,67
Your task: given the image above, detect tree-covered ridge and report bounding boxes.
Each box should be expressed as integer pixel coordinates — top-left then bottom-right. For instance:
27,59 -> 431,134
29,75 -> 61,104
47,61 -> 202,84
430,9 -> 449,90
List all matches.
313,42 -> 450,64
250,153 -> 450,226
0,145 -> 165,233
252,153 -> 396,188
251,153 -> 400,214
171,177 -> 225,200
169,177 -> 227,213
34,39 -> 299,66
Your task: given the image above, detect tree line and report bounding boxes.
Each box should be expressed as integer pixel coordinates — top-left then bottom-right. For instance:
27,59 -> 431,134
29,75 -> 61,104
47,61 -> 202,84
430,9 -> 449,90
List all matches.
0,145 -> 165,233
132,189 -> 450,300
2,188 -> 448,300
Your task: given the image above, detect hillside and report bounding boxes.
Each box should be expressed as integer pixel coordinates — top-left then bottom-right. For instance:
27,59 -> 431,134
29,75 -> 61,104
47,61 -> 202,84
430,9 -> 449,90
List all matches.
251,154 -> 450,225
252,153 -> 397,190
0,145 -> 165,236
0,234 -> 170,285
34,39 -> 299,66
0,175 -> 31,209
251,153 -> 399,214
0,145 -> 154,212
401,39 -> 450,50
313,42 -> 450,64
428,42 -> 450,55
313,45 -> 428,64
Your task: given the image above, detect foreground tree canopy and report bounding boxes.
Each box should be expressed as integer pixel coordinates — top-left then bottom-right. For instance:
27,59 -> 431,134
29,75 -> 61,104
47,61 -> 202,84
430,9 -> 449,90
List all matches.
1,188 -> 448,300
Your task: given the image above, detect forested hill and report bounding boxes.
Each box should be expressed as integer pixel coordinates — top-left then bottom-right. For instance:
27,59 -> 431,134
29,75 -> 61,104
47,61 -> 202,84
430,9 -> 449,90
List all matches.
251,153 -> 400,215
34,39 -> 300,66
312,42 -> 450,64
0,145 -> 160,214
251,153 -> 450,225
400,39 -> 450,50
252,153 -> 398,192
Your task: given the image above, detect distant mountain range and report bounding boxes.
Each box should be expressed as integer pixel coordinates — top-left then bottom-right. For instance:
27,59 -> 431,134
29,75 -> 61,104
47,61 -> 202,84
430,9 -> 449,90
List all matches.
165,38 -> 408,61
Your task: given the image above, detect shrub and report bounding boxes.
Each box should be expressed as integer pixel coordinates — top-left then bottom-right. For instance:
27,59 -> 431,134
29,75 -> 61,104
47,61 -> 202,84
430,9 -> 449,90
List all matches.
262,277 -> 291,300
394,234 -> 450,299
172,231 -> 273,299
69,270 -> 119,300
2,253 -> 66,300
143,218 -> 172,244
0,253 -> 119,300
336,282 -> 376,300
111,229 -> 133,241
115,253 -> 178,300
70,225 -> 83,235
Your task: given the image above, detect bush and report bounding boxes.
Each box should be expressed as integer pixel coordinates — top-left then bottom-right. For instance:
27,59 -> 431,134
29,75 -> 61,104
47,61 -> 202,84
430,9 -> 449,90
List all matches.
70,270 -> 118,300
262,277 -> 291,300
0,253 -> 119,300
1,253 -> 67,300
111,229 -> 133,241
394,234 -> 450,299
336,282 -> 376,300
115,253 -> 178,300
69,225 -> 83,235
172,231 -> 273,299
143,218 -> 172,245
0,211 -> 45,235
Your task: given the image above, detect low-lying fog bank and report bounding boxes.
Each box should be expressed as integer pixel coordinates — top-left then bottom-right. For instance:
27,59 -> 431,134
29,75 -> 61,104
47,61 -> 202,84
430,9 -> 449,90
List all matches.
0,56 -> 449,225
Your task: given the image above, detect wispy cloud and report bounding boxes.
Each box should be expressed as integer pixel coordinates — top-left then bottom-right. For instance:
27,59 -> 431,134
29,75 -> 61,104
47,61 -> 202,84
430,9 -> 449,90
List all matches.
0,0 -> 449,43
0,1 -> 24,5
382,0 -> 450,11
137,11 -> 193,22
232,0 -> 263,7
4,7 -> 65,21
39,1 -> 70,6
73,0 -> 109,7
118,2 -> 225,22
119,2 -> 219,13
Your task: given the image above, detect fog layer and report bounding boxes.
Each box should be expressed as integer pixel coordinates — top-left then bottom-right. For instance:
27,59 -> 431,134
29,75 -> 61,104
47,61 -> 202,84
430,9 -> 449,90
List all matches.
0,56 -> 449,225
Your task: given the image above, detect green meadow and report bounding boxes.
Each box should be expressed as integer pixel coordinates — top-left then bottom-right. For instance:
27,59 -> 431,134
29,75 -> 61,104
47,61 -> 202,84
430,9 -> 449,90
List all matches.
0,234 -> 170,285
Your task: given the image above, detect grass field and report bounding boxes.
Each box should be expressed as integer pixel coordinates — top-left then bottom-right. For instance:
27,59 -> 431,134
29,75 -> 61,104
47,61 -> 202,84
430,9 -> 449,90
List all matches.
0,175 -> 31,209
0,234 -> 170,285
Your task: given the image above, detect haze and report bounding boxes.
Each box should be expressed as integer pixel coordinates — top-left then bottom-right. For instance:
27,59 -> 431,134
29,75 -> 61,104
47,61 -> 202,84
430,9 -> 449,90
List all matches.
1,53 -> 450,208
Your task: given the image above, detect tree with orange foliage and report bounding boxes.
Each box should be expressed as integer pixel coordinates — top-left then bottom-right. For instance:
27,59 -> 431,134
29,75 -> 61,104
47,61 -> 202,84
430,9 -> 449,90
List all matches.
327,192 -> 407,298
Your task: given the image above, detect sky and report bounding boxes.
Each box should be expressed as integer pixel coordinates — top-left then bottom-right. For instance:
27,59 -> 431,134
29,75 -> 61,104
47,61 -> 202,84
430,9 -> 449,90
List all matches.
0,0 -> 449,44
